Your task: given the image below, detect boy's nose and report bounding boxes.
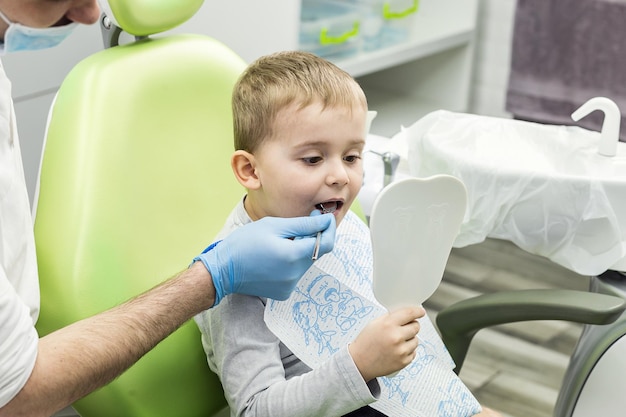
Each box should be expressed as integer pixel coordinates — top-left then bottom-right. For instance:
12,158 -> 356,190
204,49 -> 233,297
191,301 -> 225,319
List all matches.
326,161 -> 350,186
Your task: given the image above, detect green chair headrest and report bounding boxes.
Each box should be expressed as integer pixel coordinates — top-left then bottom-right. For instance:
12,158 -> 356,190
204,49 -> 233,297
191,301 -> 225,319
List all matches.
99,0 -> 204,36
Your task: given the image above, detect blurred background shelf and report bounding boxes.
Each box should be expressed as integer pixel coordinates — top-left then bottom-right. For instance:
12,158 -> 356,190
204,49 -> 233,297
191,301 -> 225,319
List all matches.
190,0 -> 479,138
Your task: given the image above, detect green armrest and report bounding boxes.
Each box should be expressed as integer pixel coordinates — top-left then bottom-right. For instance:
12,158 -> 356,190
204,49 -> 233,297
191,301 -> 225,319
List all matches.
436,289 -> 626,373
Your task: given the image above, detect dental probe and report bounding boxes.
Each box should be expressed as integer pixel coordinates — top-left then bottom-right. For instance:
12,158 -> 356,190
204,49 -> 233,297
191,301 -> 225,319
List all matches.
312,203 -> 328,260
312,231 -> 322,260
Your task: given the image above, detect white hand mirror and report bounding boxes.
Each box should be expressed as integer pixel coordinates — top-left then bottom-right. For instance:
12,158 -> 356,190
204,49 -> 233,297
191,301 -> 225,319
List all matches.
370,176 -> 467,310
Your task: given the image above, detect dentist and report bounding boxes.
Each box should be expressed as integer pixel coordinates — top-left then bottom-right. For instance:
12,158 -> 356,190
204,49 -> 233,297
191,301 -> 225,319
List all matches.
0,1 -> 336,417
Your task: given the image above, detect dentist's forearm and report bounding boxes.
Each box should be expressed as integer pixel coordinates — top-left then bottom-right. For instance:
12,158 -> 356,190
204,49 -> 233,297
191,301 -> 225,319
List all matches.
0,262 -> 215,417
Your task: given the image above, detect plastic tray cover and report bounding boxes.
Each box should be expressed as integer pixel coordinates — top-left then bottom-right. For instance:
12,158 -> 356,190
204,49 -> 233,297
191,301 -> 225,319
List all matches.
399,110 -> 626,276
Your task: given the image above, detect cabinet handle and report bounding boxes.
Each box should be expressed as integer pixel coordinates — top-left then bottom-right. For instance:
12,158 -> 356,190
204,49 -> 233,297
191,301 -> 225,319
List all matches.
383,0 -> 419,19
320,22 -> 360,45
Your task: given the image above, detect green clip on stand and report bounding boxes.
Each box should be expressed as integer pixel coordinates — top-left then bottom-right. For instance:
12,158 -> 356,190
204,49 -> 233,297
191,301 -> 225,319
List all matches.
33,0 -> 246,416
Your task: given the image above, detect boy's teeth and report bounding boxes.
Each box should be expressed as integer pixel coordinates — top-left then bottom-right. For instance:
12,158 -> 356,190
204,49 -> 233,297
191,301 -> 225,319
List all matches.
317,202 -> 338,214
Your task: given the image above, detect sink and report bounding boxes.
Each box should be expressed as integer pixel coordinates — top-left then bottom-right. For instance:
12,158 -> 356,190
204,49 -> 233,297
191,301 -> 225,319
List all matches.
361,100 -> 626,276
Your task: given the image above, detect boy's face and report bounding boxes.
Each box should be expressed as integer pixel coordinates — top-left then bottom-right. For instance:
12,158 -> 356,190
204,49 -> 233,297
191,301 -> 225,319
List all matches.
243,100 -> 367,226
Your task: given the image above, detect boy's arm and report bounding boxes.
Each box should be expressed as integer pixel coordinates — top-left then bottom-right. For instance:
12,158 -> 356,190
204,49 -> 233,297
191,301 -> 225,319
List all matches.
196,294 -> 378,417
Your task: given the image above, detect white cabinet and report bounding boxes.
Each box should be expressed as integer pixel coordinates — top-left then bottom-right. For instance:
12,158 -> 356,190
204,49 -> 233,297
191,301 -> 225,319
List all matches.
197,0 -> 479,136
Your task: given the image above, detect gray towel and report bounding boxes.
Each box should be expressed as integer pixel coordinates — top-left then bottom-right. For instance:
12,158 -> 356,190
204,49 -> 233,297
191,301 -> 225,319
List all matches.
506,0 -> 626,140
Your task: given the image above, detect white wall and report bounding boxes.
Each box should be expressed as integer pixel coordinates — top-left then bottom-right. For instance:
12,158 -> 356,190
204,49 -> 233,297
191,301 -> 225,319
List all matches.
469,0 -> 516,118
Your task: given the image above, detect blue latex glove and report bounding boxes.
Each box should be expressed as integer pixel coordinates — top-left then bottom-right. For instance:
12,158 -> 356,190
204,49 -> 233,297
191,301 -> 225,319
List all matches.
193,212 -> 336,306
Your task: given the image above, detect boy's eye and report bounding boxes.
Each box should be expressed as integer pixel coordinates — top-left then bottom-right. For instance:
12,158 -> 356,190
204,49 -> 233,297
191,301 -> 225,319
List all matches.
344,154 -> 362,163
303,156 -> 323,165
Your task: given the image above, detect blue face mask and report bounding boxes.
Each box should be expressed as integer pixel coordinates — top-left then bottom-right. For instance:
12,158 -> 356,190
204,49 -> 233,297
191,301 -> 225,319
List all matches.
0,10 -> 77,55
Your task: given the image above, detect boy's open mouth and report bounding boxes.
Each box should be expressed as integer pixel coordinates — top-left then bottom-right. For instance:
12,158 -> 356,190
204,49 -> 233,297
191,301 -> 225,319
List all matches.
316,201 -> 343,214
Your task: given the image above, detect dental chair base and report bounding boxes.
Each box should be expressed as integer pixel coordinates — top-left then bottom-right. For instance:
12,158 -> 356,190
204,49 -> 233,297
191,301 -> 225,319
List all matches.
554,271 -> 626,417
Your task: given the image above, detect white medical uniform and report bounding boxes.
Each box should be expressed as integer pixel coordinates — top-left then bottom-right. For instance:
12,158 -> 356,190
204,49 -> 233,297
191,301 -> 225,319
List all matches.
0,60 -> 40,407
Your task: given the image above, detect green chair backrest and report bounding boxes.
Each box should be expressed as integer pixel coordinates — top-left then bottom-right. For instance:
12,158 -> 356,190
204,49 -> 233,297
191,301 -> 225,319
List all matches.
33,15 -> 246,417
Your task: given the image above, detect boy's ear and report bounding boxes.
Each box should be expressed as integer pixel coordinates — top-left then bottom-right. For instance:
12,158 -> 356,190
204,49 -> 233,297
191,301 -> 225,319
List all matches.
231,150 -> 261,189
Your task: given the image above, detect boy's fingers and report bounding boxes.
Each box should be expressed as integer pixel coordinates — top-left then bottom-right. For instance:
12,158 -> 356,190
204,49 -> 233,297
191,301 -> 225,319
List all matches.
390,306 -> 426,324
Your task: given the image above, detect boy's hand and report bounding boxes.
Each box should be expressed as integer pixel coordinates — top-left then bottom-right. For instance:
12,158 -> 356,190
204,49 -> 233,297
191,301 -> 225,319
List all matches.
349,306 -> 425,381
193,214 -> 336,305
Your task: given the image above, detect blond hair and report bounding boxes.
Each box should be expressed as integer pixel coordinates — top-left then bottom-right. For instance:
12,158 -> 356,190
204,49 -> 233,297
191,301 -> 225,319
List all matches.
232,50 -> 367,152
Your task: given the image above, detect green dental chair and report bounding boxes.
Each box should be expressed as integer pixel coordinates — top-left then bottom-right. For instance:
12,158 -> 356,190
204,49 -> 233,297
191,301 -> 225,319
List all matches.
33,1 -> 246,416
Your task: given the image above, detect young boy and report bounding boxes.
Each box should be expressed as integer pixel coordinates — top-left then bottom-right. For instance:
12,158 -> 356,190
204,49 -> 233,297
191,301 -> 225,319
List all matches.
194,51 -> 500,417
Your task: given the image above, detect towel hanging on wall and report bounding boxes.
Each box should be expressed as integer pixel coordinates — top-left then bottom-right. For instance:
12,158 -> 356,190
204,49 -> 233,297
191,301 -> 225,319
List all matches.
506,0 -> 626,141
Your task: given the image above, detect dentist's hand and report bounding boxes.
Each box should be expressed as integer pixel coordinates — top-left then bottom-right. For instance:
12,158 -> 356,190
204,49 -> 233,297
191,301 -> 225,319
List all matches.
193,213 -> 336,306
